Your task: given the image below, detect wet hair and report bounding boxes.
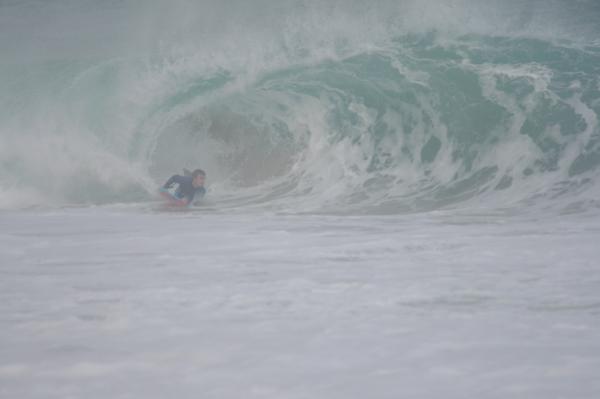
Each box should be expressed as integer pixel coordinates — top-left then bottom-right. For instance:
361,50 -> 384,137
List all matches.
192,169 -> 206,178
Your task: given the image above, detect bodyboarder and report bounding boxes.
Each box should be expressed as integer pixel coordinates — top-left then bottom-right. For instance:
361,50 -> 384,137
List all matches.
159,169 -> 206,207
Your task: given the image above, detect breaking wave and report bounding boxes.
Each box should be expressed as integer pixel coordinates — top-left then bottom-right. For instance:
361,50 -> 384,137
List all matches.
1,0 -> 600,213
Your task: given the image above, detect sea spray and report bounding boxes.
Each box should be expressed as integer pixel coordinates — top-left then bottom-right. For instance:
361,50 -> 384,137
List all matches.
1,0 -> 599,212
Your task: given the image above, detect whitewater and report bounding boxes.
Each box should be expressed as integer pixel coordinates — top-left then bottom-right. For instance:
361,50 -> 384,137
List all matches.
1,0 -> 600,398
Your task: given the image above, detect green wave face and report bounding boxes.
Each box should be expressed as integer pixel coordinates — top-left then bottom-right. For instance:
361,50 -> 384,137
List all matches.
1,0 -> 599,212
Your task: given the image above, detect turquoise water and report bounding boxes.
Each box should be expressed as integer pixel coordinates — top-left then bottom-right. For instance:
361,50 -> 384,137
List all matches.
2,4 -> 600,397
1,0 -> 599,213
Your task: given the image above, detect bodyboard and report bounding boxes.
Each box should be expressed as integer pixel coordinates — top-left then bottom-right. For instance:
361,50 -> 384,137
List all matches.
159,189 -> 188,207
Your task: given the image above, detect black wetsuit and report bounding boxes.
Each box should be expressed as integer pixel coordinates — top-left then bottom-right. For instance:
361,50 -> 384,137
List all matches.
163,175 -> 206,204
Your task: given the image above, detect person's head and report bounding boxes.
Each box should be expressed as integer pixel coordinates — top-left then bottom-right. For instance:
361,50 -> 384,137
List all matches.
192,169 -> 206,187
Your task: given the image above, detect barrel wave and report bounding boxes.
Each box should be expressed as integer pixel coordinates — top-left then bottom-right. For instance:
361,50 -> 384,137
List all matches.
1,0 -> 599,213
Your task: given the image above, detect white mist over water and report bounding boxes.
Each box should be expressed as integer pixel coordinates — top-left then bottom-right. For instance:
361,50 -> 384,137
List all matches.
1,1 -> 600,398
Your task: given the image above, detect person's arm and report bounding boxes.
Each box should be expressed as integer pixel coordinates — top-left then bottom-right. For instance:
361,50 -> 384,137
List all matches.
183,187 -> 205,207
162,175 -> 185,189
192,187 -> 206,205
170,183 -> 197,207
182,191 -> 196,207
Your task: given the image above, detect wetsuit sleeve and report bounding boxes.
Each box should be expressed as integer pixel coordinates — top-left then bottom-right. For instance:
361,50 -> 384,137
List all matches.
183,191 -> 194,205
186,187 -> 206,205
163,175 -> 185,189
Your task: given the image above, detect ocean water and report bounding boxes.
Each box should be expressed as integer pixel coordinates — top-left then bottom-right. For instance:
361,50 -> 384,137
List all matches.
1,0 -> 600,398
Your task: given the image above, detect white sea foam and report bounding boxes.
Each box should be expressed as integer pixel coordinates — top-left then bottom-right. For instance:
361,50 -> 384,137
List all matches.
1,3 -> 600,395
1,208 -> 599,398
